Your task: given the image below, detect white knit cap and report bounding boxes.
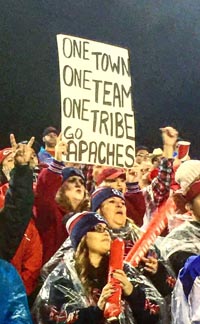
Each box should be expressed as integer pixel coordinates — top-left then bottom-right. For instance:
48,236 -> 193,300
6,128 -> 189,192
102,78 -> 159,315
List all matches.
175,160 -> 200,191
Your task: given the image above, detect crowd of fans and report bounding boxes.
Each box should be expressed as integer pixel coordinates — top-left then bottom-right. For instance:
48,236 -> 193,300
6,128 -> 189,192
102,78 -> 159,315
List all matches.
0,125 -> 199,323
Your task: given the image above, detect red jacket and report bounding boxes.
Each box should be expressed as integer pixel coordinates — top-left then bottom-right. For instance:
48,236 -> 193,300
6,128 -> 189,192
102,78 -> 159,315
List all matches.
125,182 -> 146,227
34,160 -> 68,265
11,219 -> 42,295
0,168 -> 42,296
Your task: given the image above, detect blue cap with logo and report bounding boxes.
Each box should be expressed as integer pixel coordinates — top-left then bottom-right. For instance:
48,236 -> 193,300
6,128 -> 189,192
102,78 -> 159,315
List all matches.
91,187 -> 125,212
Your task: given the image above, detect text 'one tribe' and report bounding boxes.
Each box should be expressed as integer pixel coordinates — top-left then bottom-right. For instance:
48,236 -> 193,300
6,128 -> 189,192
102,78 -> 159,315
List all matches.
63,99 -> 134,139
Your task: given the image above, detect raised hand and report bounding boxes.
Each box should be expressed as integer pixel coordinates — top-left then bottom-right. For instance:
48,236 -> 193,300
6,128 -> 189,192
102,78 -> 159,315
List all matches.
160,126 -> 178,147
160,126 -> 178,158
126,163 -> 141,183
10,134 -> 35,165
140,256 -> 158,275
55,132 -> 68,161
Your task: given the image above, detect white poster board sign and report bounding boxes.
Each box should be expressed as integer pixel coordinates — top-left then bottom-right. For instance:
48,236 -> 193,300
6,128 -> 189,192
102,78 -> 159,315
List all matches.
57,34 -> 135,167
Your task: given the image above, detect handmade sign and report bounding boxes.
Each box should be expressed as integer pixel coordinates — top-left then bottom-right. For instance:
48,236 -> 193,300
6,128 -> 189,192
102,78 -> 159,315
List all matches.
57,34 -> 135,167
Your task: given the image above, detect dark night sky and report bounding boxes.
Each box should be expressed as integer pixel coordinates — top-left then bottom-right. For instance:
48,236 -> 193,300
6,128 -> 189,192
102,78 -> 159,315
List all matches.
1,0 -> 200,157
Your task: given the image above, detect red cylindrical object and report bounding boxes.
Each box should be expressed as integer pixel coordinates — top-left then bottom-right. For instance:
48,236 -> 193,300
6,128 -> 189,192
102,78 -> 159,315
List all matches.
125,198 -> 173,266
104,238 -> 125,321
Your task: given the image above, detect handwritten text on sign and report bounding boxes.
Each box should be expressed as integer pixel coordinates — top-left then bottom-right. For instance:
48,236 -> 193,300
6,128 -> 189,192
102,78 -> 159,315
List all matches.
57,34 -> 135,167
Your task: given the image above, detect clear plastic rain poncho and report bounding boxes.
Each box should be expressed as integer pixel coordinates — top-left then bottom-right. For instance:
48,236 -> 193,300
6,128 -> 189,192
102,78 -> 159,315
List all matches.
0,258 -> 33,324
32,249 -> 168,324
159,220 -> 200,272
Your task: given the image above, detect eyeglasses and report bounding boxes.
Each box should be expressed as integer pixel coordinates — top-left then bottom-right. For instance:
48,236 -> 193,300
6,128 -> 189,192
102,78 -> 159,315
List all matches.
67,177 -> 85,185
89,224 -> 110,233
136,154 -> 149,158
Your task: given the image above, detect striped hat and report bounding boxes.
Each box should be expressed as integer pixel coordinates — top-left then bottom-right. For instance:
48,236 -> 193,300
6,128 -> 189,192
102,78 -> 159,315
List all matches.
91,187 -> 125,212
66,211 -> 107,249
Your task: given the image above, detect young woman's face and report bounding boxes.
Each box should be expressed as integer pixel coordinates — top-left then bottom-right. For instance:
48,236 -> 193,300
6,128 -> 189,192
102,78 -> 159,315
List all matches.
99,196 -> 127,229
102,177 -> 126,193
64,176 -> 85,202
86,223 -> 111,255
2,154 -> 14,180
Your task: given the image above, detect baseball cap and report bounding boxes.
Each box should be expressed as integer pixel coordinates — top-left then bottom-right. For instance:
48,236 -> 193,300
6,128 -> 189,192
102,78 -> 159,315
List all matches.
42,126 -> 59,137
96,167 -> 126,186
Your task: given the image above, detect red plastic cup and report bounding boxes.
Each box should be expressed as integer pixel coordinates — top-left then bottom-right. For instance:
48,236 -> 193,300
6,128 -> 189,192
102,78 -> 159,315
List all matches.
177,141 -> 190,160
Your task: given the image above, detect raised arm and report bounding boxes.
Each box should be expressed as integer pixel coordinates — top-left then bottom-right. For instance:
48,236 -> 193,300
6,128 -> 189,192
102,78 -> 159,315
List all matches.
0,134 -> 35,261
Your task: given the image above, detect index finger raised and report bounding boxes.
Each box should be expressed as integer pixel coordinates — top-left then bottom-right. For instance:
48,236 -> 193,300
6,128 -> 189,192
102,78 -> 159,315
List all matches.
27,136 -> 35,147
10,133 -> 17,149
57,132 -> 62,143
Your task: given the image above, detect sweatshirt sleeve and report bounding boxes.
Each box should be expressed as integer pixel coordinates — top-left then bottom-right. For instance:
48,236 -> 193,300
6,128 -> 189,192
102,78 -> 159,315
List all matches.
34,159 -> 64,223
125,182 -> 146,226
0,165 -> 34,261
151,158 -> 174,206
